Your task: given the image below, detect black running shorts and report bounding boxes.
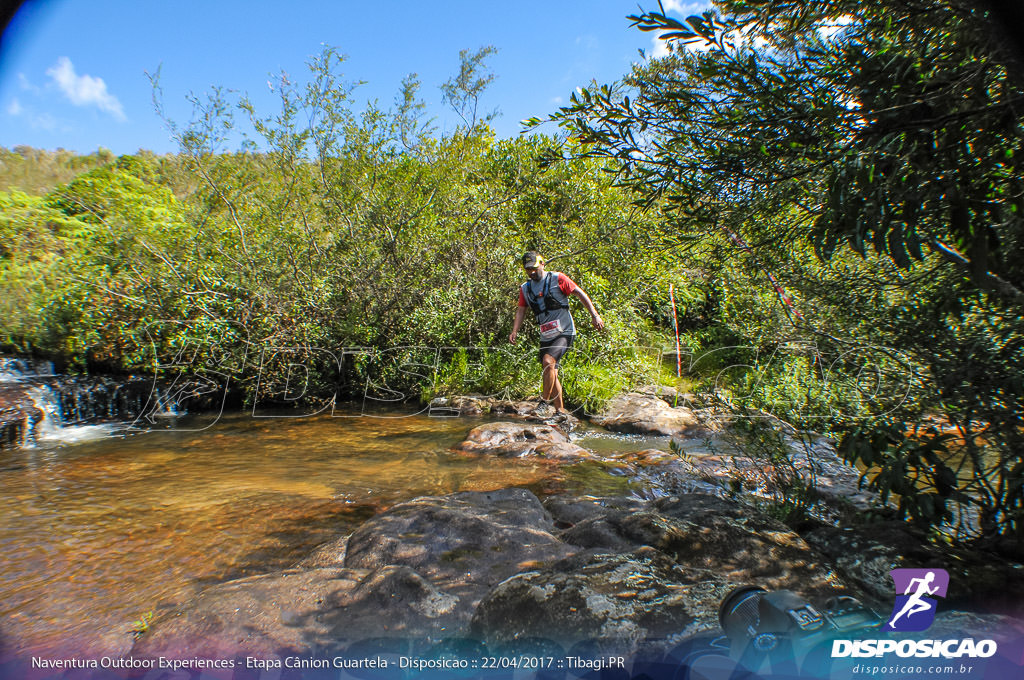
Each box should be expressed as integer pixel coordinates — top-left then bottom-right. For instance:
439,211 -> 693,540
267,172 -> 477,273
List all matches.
538,334 -> 574,365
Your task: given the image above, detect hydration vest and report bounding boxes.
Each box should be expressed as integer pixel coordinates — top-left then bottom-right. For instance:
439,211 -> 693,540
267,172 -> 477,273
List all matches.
521,272 -> 576,337
521,272 -> 569,316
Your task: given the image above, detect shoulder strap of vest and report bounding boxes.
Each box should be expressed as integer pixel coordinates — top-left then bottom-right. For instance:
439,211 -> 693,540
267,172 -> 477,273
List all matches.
522,274 -> 552,300
522,273 -> 556,313
545,272 -> 569,308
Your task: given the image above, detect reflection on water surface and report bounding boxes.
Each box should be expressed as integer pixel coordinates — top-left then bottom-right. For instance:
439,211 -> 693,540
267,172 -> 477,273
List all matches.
0,412 -> 642,656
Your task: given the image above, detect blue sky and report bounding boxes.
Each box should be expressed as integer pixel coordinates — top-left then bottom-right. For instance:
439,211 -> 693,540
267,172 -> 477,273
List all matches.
0,0 -> 710,156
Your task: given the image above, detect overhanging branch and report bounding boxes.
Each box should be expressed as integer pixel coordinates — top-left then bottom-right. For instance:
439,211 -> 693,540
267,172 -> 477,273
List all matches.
928,238 -> 1024,304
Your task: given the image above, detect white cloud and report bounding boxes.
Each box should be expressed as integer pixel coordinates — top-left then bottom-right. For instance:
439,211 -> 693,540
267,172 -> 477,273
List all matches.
46,56 -> 125,121
7,98 -> 23,116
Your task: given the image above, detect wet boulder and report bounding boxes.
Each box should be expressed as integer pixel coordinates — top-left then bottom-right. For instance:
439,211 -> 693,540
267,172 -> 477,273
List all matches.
543,494 -> 648,529
558,493 -> 850,603
323,565 -> 463,639
470,547 -> 733,652
454,421 -> 590,460
590,392 -> 704,436
0,383 -> 40,448
132,567 -> 369,658
343,488 -> 578,615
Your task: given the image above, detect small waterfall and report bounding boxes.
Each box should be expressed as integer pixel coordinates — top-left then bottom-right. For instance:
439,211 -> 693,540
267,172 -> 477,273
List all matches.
0,357 -> 54,381
24,383 -> 63,441
23,383 -> 120,446
0,357 -> 180,449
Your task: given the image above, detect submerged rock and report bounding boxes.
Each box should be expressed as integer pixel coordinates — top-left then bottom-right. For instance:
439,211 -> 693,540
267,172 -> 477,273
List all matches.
603,448 -> 734,498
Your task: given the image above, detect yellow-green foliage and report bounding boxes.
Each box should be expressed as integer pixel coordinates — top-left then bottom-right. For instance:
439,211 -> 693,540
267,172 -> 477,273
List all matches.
1,67 -> 681,410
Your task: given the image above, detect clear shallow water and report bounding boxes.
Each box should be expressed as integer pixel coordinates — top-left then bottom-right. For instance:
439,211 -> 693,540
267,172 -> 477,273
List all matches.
0,411 -> 652,657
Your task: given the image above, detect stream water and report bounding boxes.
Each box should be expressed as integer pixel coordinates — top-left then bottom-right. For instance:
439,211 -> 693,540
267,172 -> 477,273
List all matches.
0,408 -> 667,658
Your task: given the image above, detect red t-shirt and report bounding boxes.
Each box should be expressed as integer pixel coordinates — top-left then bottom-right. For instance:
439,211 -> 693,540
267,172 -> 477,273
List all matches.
518,272 -> 578,307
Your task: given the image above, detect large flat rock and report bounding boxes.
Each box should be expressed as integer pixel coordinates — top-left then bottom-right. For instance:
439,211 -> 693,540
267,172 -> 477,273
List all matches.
590,392 -> 703,435
133,568 -> 366,658
453,421 -> 591,459
557,493 -> 849,603
343,488 -> 578,614
470,547 -> 734,652
137,486 -> 1021,664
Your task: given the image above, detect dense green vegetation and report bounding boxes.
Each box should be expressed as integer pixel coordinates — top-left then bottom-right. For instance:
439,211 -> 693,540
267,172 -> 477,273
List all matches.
2,0 -> 1021,553
1,48 -> 683,413
540,0 -> 1023,553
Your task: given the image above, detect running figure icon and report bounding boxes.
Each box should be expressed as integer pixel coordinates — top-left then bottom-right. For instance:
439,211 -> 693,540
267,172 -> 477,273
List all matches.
884,568 -> 949,632
887,572 -> 939,628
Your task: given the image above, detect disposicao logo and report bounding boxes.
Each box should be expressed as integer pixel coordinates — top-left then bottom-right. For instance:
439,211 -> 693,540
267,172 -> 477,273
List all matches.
831,567 -> 999,659
884,568 -> 949,632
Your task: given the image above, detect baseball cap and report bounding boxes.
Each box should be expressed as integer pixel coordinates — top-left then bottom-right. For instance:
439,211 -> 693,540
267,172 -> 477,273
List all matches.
522,251 -> 544,268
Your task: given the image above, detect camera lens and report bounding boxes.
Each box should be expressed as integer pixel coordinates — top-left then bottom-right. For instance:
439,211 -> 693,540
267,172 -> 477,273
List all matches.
719,585 -> 766,642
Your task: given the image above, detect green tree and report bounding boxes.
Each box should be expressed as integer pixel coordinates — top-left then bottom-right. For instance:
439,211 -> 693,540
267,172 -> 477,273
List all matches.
540,0 -> 1024,550
137,45 -> 680,407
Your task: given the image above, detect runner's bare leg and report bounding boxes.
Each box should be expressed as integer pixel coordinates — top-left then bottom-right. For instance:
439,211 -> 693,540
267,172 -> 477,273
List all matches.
541,355 -> 564,410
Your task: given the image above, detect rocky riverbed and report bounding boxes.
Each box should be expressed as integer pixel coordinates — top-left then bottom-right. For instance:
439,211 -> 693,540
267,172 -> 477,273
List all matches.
130,392 -> 1024,664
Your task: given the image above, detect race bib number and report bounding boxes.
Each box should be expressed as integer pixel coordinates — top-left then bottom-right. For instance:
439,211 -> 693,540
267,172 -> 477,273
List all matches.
539,319 -> 562,340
